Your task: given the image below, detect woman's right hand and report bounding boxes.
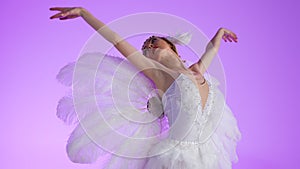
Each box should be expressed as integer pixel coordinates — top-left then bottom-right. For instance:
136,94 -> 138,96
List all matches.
49,7 -> 84,20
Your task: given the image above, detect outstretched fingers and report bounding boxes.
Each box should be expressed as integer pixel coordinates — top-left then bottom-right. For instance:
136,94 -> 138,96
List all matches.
59,15 -> 77,20
49,7 -> 70,19
50,12 -> 64,19
222,35 -> 228,42
49,7 -> 69,11
229,33 -> 238,42
230,33 -> 238,42
223,32 -> 238,43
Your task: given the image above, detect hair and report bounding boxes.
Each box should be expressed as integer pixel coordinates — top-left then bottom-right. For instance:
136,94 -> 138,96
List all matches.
142,36 -> 179,56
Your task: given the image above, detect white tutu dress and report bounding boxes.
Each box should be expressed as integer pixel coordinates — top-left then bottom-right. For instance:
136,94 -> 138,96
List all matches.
56,52 -> 241,169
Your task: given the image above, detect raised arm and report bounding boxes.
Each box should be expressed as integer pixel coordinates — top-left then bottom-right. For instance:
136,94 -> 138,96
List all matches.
189,28 -> 238,75
50,7 -> 164,82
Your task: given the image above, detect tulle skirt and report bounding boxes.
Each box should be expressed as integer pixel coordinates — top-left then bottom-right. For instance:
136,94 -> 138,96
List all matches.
143,104 -> 241,169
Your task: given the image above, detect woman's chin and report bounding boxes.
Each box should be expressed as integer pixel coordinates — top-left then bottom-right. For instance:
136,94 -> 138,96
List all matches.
145,48 -> 173,62
155,48 -> 178,59
153,48 -> 167,56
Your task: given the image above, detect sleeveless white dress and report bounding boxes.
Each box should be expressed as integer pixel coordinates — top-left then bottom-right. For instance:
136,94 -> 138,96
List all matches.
56,52 -> 241,169
143,72 -> 241,169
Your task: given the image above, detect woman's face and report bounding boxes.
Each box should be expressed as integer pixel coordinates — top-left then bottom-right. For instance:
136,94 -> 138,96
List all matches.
142,36 -> 176,60
143,37 -> 170,50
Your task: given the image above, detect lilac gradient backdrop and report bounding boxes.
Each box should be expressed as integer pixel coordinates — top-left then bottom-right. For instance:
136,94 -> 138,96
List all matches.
1,0 -> 299,168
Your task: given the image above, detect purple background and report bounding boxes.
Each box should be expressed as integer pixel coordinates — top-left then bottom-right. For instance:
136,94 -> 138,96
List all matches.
1,0 -> 299,168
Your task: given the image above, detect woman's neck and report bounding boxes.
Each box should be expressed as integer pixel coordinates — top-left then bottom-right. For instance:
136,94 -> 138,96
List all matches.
160,56 -> 187,72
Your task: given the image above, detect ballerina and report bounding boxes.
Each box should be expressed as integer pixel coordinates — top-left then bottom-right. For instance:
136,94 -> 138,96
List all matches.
50,6 -> 241,169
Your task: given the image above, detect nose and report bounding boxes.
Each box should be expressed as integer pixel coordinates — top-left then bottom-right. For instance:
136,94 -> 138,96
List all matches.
143,39 -> 158,50
149,43 -> 155,48
148,44 -> 159,50
145,43 -> 154,49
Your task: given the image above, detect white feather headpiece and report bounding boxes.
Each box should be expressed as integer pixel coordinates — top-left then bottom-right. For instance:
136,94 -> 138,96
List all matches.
165,32 -> 192,45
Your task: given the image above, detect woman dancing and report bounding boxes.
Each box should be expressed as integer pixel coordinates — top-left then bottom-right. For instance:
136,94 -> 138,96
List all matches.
51,6 -> 241,169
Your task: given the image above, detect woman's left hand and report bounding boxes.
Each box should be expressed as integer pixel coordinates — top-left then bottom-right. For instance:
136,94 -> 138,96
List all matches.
219,28 -> 238,43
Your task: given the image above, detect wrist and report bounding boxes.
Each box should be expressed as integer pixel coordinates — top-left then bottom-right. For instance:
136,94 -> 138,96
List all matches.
79,7 -> 88,17
218,28 -> 225,35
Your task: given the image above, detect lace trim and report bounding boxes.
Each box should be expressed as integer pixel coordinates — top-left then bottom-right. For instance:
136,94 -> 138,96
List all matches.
195,78 -> 217,140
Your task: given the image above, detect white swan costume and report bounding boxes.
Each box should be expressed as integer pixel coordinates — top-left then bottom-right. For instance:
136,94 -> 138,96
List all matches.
56,50 -> 241,169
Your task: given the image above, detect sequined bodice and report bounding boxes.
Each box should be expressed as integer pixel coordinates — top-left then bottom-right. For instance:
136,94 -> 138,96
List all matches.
162,73 -> 220,142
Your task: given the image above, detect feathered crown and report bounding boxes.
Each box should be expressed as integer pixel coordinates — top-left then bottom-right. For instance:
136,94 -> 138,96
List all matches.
165,32 -> 192,45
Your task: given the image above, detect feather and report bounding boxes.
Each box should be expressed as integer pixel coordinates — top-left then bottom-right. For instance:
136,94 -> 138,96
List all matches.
66,122 -> 104,163
166,32 -> 192,45
56,62 -> 75,87
56,96 -> 78,125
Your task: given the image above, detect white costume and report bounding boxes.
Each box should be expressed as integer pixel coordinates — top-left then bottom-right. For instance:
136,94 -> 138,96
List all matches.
56,52 -> 241,169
